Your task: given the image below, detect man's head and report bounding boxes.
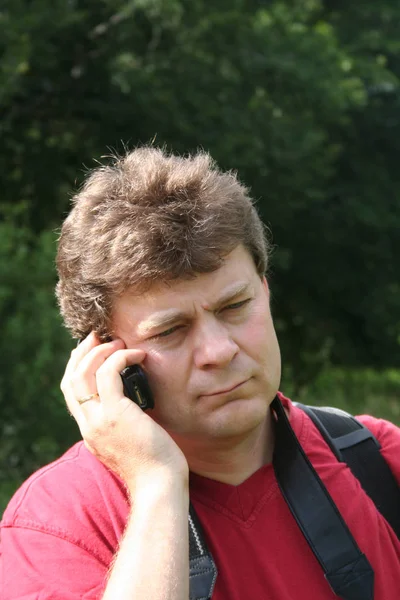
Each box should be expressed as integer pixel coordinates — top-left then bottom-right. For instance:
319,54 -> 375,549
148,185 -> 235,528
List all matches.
111,245 -> 281,446
56,147 -> 270,340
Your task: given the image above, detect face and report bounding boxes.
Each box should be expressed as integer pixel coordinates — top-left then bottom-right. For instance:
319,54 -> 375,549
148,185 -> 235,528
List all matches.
112,245 -> 281,445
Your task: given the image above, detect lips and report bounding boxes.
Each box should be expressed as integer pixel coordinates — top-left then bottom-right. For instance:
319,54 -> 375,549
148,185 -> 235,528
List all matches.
200,379 -> 248,397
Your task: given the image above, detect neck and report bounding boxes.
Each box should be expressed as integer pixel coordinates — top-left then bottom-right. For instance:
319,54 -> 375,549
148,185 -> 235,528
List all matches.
174,412 -> 275,486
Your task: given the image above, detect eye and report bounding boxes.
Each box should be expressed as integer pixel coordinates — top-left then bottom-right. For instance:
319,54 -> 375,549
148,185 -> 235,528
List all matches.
222,299 -> 252,311
151,325 -> 182,340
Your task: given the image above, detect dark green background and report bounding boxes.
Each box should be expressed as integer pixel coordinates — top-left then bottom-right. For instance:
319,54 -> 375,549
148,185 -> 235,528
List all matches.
1,0 -> 399,512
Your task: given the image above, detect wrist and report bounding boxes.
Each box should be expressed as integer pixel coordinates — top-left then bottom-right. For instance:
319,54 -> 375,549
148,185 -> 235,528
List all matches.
126,465 -> 189,500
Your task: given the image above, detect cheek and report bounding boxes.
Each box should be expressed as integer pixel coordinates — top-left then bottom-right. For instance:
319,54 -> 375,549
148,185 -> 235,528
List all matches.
143,350 -> 169,390
143,348 -> 187,402
243,306 -> 280,368
143,353 -> 192,428
245,304 -> 273,343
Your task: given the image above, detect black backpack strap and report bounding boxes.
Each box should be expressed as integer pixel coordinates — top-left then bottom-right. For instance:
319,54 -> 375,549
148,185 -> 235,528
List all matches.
187,397 -> 399,599
272,396 -> 374,600
297,403 -> 400,539
188,502 -> 218,600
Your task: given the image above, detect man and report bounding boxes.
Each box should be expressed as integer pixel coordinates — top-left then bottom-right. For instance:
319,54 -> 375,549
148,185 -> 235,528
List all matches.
1,147 -> 399,599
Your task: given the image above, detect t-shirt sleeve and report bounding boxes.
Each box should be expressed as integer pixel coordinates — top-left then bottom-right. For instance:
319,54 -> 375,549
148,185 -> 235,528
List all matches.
0,524 -> 108,600
0,443 -> 127,600
357,413 -> 400,485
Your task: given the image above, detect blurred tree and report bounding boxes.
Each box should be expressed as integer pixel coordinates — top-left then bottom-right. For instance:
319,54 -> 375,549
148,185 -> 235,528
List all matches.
0,217 -> 75,499
0,0 -> 399,498
273,0 -> 400,385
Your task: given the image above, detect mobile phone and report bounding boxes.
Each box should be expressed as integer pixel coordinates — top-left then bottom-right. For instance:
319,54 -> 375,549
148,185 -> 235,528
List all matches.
76,339 -> 154,411
120,364 -> 155,411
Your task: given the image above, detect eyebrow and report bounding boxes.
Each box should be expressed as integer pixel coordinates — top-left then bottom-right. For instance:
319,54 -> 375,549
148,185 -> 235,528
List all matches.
137,282 -> 251,337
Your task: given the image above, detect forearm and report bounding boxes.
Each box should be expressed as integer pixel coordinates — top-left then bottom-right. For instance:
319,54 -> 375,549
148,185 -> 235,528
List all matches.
102,472 -> 190,600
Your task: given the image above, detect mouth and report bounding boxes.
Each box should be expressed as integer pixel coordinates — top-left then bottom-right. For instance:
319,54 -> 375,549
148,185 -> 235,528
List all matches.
200,379 -> 249,398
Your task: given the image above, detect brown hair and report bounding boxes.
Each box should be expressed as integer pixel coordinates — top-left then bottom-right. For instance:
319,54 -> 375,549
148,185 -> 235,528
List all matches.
56,146 -> 270,340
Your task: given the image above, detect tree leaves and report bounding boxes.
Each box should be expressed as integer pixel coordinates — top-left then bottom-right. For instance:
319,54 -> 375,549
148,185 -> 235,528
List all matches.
1,1 -> 399,501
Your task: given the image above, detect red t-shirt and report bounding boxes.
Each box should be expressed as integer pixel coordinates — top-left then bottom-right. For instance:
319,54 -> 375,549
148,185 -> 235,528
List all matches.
1,395 -> 400,599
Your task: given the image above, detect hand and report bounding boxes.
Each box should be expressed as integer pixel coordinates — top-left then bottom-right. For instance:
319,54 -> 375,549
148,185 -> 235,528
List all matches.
61,333 -> 188,490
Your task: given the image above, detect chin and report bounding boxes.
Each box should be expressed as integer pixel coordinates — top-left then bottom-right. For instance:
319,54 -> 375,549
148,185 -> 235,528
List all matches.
200,396 -> 268,438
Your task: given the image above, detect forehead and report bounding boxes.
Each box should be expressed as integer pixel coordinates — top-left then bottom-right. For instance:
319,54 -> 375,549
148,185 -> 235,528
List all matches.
112,245 -> 259,323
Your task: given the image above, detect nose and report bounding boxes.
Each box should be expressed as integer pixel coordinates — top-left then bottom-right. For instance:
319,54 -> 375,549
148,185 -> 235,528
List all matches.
193,318 -> 239,369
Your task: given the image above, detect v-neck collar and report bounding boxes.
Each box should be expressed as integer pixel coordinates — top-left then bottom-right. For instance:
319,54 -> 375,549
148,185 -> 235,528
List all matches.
189,394 -> 308,524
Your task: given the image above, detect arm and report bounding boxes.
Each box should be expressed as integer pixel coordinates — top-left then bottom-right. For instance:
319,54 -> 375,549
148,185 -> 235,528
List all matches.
103,471 -> 189,600
62,333 -> 191,599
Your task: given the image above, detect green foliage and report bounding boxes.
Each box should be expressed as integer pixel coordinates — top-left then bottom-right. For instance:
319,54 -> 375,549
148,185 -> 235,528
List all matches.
1,0 -> 399,376
0,220 -> 78,505
283,367 -> 400,425
0,0 -> 399,512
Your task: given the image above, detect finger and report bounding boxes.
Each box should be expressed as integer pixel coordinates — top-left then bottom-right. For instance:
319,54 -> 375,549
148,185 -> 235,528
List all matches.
71,331 -> 104,366
70,338 -> 126,400
61,332 -> 100,392
73,347 -> 146,432
95,348 -> 146,410
62,337 -> 123,419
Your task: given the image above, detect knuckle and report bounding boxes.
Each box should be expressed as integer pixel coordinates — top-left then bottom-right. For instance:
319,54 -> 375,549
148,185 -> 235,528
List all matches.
74,361 -> 90,380
94,340 -> 120,358
96,358 -> 115,378
107,347 -> 126,363
60,375 -> 72,395
70,371 -> 81,388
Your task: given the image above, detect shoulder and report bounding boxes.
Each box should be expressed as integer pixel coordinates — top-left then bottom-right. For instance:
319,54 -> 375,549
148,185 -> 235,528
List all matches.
356,412 -> 400,444
280,392 -> 400,475
1,442 -> 129,557
356,413 -> 400,482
